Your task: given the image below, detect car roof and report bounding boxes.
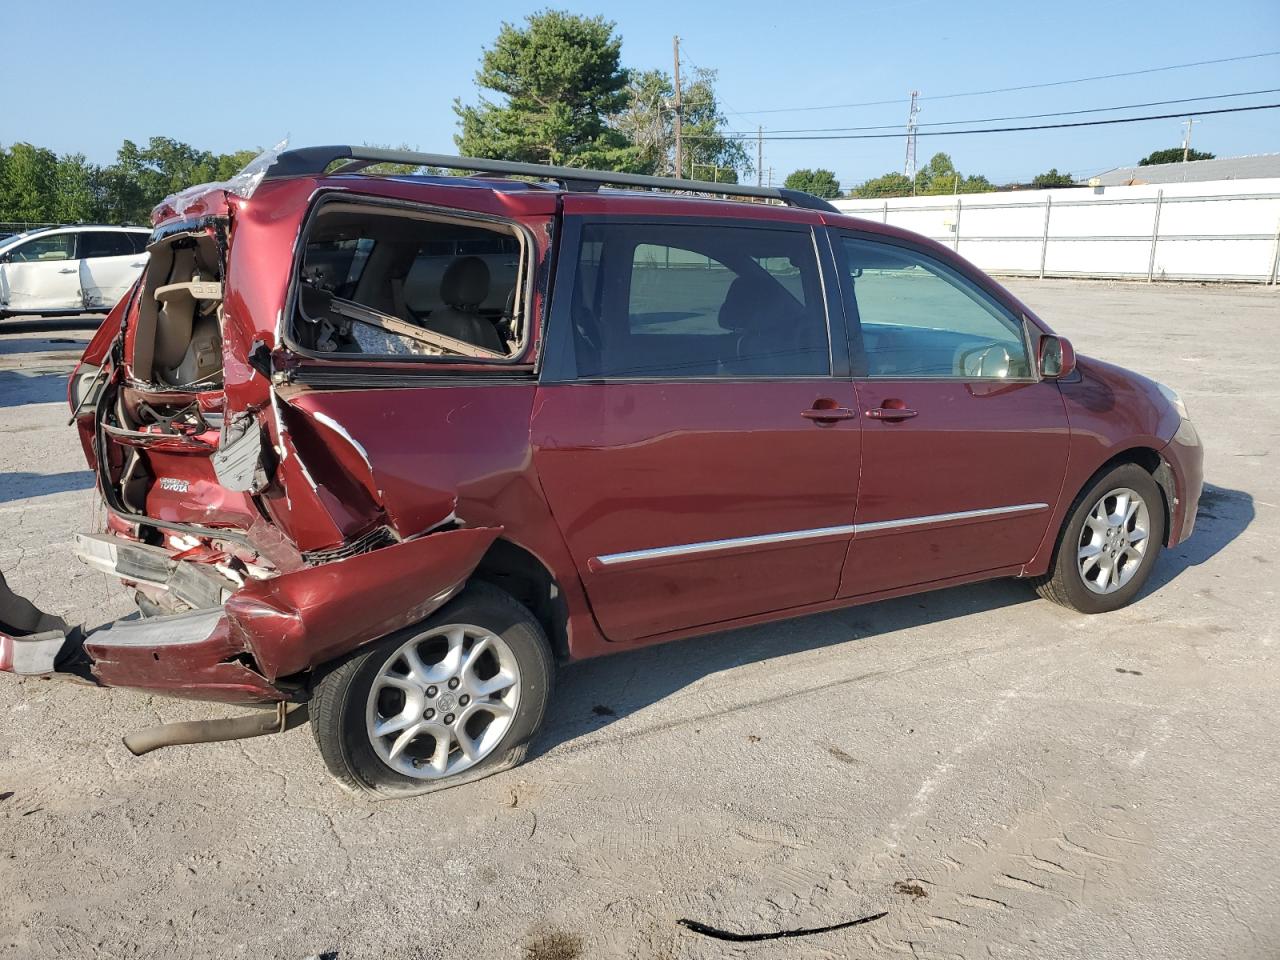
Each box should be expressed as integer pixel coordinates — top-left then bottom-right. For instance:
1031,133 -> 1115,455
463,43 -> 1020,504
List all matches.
317,172 -> 832,228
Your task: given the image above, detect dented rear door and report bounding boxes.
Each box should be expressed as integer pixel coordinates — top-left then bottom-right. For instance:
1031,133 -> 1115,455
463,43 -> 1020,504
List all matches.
250,183 -> 561,555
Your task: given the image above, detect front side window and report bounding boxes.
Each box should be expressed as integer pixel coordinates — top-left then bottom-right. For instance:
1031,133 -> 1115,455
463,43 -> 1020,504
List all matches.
568,221 -> 830,379
292,202 -> 528,360
8,233 -> 74,263
842,238 -> 1030,379
78,231 -> 136,259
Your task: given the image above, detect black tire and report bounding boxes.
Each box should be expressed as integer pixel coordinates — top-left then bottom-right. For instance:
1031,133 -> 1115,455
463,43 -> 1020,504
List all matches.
1034,463 -> 1166,613
310,581 -> 554,798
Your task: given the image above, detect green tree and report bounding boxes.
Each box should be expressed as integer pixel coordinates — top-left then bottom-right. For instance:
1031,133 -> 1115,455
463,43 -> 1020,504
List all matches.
110,137 -> 222,215
0,138 -> 260,226
678,68 -> 749,182
1031,168 -> 1075,188
614,67 -> 751,180
351,143 -> 445,177
53,153 -> 103,223
1139,147 -> 1215,166
0,143 -> 59,222
454,10 -> 635,168
853,154 -> 993,199
215,149 -> 261,180
97,165 -> 148,225
854,171 -> 913,198
914,152 -> 993,195
612,69 -> 672,173
784,168 -> 841,198
104,137 -> 261,222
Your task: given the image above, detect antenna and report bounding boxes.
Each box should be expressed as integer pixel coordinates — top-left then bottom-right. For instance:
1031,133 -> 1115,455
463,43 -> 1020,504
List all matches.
904,90 -> 920,188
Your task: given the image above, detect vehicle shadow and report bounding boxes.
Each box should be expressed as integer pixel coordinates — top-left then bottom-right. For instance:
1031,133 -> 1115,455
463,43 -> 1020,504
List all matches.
534,578 -> 1034,761
0,340 -> 87,358
0,315 -> 104,334
0,371 -> 72,408
0,470 -> 95,505
1142,482 -> 1254,593
533,481 -> 1253,759
0,336 -> 89,356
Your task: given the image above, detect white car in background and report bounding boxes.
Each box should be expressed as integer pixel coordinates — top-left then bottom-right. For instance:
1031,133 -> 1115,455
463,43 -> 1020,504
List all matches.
0,225 -> 150,316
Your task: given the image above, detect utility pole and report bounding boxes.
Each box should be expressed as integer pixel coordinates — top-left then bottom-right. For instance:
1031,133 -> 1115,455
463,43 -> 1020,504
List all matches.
672,36 -> 683,179
1181,117 -> 1200,162
904,90 -> 920,194
757,126 -> 763,188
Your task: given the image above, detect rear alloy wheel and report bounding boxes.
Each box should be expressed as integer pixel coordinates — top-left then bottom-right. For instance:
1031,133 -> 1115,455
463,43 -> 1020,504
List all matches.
311,582 -> 553,797
1035,464 -> 1166,613
367,623 -> 521,779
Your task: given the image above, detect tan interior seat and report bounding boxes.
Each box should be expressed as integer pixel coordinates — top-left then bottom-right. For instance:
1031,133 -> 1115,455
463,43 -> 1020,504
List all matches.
422,257 -> 504,352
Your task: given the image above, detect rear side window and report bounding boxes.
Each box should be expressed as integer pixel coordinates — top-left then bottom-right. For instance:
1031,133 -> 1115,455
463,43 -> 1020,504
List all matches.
291,202 -> 529,361
567,221 -> 830,379
78,231 -> 136,259
842,238 -> 1031,379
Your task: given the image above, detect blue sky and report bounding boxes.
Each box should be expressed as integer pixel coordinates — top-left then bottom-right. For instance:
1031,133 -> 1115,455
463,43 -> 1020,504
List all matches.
7,0 -> 1279,187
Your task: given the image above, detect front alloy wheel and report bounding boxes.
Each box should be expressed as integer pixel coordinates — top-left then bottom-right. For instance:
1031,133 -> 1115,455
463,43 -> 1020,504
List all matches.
311,582 -> 553,797
1035,463 -> 1166,614
1076,487 -> 1151,595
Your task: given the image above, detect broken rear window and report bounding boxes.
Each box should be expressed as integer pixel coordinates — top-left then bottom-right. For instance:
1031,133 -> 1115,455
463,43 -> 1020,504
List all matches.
292,202 -> 529,361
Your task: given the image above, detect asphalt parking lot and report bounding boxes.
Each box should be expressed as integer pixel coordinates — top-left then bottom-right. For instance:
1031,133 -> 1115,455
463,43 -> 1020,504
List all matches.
1,279 -> 1277,960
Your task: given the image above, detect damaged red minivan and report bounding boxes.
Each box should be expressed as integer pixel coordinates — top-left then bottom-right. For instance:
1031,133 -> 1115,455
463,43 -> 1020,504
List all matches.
1,146 -> 1202,797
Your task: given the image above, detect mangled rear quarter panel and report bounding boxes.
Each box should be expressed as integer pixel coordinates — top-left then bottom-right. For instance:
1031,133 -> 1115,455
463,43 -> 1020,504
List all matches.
48,175 -> 588,699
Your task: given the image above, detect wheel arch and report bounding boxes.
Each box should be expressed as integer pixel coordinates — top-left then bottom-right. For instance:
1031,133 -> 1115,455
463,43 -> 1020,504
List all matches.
1045,445 -> 1174,574
470,538 -> 570,662
1087,446 -> 1175,547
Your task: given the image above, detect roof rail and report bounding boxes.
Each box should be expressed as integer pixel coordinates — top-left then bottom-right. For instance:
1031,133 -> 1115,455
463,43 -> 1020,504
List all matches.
262,145 -> 840,214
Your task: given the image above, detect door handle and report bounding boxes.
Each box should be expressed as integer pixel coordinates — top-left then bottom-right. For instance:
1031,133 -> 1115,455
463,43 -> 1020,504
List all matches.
802,406 -> 855,423
58,267 -> 77,274
866,404 -> 918,421
130,261 -> 147,267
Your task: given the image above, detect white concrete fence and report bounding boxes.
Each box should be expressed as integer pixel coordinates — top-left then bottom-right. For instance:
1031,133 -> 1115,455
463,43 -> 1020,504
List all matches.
833,178 -> 1280,284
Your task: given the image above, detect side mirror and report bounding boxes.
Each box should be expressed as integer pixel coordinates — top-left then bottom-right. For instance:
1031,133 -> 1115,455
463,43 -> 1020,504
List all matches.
1038,334 -> 1076,379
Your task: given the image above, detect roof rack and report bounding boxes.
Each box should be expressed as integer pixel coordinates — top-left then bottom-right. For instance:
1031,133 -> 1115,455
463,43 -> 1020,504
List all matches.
262,145 -> 840,214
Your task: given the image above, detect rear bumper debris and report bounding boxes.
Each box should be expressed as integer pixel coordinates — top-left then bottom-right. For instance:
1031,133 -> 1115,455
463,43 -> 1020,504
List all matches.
2,526 -> 501,704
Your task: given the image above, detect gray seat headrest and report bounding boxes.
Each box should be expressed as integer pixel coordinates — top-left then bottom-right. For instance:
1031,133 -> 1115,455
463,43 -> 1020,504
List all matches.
440,256 -> 490,309
719,275 -> 793,334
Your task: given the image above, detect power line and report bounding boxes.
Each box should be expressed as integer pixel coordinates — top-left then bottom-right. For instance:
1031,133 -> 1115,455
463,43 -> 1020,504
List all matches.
732,87 -> 1280,135
715,50 -> 1280,116
681,102 -> 1280,142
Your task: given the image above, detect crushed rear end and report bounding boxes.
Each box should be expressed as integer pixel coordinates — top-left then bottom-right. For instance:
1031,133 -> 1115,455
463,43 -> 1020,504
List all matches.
2,154 -> 500,706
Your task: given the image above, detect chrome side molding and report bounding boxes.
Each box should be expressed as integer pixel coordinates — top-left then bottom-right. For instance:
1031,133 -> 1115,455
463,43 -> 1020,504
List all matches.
853,502 -> 1049,534
590,503 -> 1049,569
593,524 -> 856,568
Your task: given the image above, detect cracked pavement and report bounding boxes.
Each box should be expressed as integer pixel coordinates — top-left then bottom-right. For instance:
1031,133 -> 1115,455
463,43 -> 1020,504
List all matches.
1,280 -> 1278,959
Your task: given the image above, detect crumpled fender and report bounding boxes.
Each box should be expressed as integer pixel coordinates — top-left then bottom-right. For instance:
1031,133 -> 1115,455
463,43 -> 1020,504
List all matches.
65,526 -> 501,702
225,525 -> 501,681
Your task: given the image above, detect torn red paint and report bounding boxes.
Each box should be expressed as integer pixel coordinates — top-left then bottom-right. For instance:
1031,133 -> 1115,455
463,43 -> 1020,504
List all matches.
81,526 -> 501,701
225,525 -> 501,680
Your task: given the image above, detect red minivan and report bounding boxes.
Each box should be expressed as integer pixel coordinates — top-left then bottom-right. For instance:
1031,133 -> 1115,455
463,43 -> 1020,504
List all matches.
0,147 -> 1203,797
